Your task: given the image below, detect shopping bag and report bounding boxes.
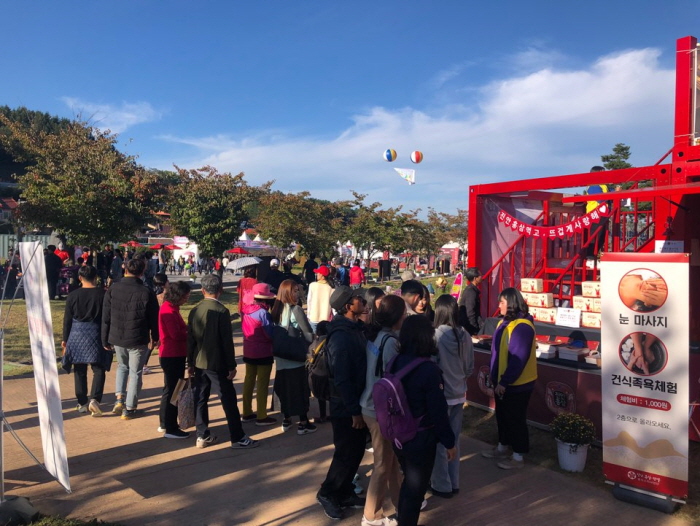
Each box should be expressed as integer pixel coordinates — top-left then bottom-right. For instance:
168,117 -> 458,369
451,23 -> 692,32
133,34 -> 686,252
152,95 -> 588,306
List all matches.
177,378 -> 196,430
170,377 -> 188,406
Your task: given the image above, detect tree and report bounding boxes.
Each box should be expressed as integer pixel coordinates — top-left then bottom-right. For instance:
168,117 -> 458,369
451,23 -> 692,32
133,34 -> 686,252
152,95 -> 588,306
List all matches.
601,143 -> 632,171
166,165 -> 269,256
346,192 -> 404,259
0,115 -> 166,246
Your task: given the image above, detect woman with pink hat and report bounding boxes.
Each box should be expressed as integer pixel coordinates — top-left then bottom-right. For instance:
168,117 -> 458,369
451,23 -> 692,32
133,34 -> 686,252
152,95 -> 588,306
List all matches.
240,282 -> 278,426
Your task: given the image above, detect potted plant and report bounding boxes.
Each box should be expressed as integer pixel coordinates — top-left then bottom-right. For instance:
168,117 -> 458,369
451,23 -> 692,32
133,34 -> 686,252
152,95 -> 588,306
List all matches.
549,411 -> 596,472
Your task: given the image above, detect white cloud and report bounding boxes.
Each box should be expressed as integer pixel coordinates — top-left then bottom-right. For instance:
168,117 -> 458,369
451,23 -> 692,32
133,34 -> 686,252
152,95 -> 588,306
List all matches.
158,46 -> 674,213
61,97 -> 162,134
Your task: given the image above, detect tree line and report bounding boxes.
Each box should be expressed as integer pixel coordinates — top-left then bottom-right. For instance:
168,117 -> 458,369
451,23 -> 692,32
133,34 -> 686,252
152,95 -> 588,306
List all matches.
0,107 -> 467,259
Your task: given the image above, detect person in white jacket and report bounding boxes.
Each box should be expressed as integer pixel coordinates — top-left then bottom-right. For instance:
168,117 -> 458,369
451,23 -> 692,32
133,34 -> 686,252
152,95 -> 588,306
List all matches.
429,294 -> 474,498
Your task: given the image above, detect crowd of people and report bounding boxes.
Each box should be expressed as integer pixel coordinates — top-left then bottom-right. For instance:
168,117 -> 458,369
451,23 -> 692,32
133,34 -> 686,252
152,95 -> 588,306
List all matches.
55,249 -> 538,526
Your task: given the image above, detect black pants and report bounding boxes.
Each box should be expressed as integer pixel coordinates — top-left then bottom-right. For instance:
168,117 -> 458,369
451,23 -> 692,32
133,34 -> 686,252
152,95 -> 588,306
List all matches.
47,278 -> 58,300
73,363 -> 106,405
319,416 -> 367,501
495,389 -> 532,454
160,356 -> 186,432
194,368 -> 244,443
394,430 -> 437,526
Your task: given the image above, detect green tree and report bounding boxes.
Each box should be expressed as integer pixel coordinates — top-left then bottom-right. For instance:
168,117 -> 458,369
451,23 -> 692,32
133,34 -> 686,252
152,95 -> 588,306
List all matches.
346,192 -> 404,259
601,143 -> 632,171
166,165 -> 269,257
0,115 -> 166,246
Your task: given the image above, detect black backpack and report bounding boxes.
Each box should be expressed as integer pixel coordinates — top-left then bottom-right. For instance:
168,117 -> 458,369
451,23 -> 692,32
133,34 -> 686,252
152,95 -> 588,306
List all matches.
307,326 -> 352,401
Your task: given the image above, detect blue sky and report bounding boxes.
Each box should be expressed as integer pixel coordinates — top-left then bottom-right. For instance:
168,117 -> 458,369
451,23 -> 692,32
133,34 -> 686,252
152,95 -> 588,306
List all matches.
2,1 -> 698,214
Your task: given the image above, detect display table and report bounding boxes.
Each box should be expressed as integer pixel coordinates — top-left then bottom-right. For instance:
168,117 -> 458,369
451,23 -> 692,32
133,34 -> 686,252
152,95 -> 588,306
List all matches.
468,317 -> 602,440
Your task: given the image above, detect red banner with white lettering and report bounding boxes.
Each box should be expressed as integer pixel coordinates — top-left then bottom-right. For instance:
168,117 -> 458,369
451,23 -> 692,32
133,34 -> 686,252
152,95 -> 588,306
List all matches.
497,203 -> 611,238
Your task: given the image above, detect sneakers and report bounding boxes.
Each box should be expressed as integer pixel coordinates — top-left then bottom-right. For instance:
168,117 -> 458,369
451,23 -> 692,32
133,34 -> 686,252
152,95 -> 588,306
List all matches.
481,446 -> 511,460
157,426 -> 166,433
255,416 -> 277,426
121,409 -> 140,420
429,486 -> 454,499
497,457 -> 525,470
420,499 -> 427,511
241,413 -> 258,423
88,400 -> 102,417
196,435 -> 219,449
164,429 -> 190,439
297,422 -> 317,435
143,366 -> 152,375
339,494 -> 365,509
316,493 -> 343,520
112,401 -> 124,415
281,419 -> 292,432
231,435 -> 260,449
362,516 -> 398,526
75,403 -> 88,414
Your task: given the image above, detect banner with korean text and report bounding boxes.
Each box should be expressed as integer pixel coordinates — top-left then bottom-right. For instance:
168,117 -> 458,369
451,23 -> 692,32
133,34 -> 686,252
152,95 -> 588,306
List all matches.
19,241 -> 71,492
600,253 -> 689,499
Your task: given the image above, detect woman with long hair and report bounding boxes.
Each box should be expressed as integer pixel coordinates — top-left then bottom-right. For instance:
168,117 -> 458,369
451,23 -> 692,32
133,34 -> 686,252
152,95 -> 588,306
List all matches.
359,294 -> 405,526
61,265 -> 111,417
271,279 -> 317,435
481,287 -> 537,469
390,314 -> 455,526
158,281 -> 192,438
415,284 -> 434,322
359,286 -> 385,328
429,294 -> 473,498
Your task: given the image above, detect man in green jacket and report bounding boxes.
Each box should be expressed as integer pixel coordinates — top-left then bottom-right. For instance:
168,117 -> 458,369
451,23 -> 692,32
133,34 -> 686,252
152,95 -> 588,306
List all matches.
187,274 -> 259,450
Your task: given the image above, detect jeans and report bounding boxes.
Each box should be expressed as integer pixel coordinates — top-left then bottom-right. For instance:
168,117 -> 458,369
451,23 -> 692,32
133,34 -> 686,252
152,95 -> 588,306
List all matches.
73,363 -> 106,405
194,368 -> 245,443
159,356 -> 186,432
114,345 -> 149,409
242,363 -> 272,419
319,416 -> 368,501
394,430 -> 438,526
430,403 -> 464,492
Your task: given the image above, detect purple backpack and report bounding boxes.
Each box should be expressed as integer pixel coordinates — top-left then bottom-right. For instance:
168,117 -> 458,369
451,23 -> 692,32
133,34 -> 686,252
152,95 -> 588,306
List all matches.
372,355 -> 430,449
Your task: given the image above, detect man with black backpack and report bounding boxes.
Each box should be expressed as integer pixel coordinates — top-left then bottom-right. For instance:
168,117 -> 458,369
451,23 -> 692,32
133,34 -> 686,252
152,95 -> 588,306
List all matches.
316,286 -> 368,520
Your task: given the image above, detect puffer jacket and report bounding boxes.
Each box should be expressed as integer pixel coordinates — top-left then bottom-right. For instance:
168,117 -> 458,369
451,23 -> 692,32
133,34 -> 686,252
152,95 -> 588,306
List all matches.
102,277 -> 159,347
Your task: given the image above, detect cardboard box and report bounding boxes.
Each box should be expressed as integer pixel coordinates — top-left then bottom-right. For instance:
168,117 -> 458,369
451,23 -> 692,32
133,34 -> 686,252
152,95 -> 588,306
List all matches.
572,296 -> 602,313
531,306 -> 557,323
557,345 -> 590,362
581,312 -> 601,328
520,278 -> 544,293
528,293 -> 554,308
584,351 -> 601,366
581,281 -> 601,298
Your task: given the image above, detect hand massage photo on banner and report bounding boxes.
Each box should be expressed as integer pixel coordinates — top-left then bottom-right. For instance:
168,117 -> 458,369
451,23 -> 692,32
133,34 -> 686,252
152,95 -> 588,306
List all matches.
618,269 -> 668,313
619,332 -> 668,376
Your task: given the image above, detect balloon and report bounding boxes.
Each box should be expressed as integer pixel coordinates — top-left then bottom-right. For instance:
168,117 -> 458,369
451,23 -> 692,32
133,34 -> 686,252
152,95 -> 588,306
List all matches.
411,151 -> 423,164
383,149 -> 397,162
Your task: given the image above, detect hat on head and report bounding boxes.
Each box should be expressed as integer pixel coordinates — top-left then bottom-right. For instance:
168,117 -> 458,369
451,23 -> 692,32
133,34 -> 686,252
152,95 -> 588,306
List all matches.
330,285 -> 363,311
401,270 -> 416,281
244,283 -> 276,304
270,258 -> 280,267
313,265 -> 330,277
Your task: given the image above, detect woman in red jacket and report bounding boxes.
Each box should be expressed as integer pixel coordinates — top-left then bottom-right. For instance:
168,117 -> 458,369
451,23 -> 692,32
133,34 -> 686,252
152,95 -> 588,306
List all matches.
158,281 -> 192,439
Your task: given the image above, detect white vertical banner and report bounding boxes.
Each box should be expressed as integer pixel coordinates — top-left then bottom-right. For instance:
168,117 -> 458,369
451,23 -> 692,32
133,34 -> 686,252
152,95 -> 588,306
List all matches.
600,252 -> 689,499
18,241 -> 71,492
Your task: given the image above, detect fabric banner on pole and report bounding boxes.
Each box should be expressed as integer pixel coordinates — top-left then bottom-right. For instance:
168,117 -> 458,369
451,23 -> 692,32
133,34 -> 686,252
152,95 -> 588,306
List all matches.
18,241 -> 71,492
600,252 -> 689,500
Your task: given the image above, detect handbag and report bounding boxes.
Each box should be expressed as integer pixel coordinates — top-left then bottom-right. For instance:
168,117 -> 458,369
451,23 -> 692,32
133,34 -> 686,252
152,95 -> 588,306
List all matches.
272,321 -> 308,362
173,378 -> 196,430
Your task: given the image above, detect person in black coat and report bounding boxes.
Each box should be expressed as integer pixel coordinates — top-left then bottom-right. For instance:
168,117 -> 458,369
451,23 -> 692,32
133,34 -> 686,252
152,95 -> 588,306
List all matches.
44,245 -> 63,300
316,286 -> 368,520
390,315 -> 456,526
458,267 -> 483,336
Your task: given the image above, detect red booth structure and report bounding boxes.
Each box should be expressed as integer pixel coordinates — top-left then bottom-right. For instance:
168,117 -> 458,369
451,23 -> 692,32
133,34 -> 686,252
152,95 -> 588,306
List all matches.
465,36 -> 700,440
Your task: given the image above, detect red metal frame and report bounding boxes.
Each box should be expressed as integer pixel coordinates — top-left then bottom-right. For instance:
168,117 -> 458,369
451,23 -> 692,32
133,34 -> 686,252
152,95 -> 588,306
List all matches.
468,36 -> 700,334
